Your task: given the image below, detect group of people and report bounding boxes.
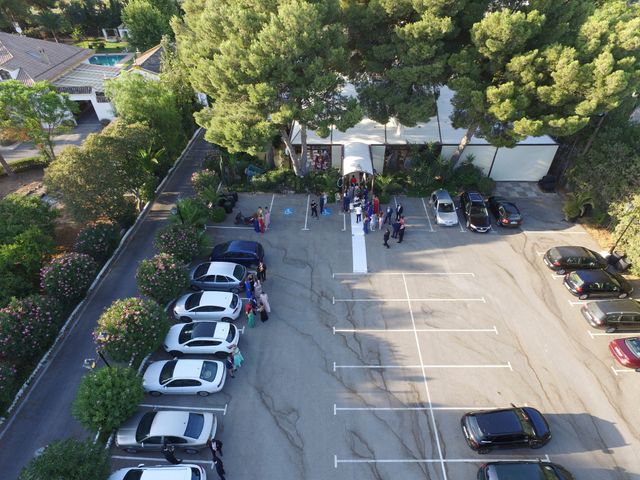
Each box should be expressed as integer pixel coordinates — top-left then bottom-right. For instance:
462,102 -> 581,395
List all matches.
252,206 -> 271,233
242,263 -> 270,329
161,438 -> 226,479
310,192 -> 329,218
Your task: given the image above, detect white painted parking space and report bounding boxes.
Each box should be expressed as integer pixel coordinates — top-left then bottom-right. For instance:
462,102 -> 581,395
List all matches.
334,454 -> 550,467
523,229 -> 588,235
138,403 -> 228,414
334,404 -> 522,414
333,325 -> 499,334
333,272 -> 476,277
333,361 -> 513,371
332,296 -> 486,303
610,366 -> 638,376
350,211 -> 368,273
420,197 -> 435,232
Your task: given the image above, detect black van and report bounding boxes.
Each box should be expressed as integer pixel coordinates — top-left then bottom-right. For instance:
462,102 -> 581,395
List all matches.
581,299 -> 640,332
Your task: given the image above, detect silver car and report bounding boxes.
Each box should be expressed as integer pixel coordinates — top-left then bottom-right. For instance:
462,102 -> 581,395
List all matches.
189,262 -> 247,292
163,321 -> 239,358
173,291 -> 241,322
143,359 -> 227,396
430,189 -> 459,226
108,464 -> 207,480
116,410 -> 217,453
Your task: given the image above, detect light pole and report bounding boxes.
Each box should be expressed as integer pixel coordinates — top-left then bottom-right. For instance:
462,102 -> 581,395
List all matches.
609,203 -> 637,255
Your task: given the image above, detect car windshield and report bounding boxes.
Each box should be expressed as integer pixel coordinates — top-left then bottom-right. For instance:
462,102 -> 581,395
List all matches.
186,293 -> 203,310
178,324 -> 195,344
193,322 -> 215,338
625,338 -> 640,357
159,361 -> 177,384
135,412 -> 156,443
200,361 -> 218,381
123,470 -> 143,480
569,272 -> 584,286
514,408 -> 535,436
230,294 -> 238,309
194,264 -> 209,278
438,203 -> 455,213
226,324 -> 236,342
191,467 -> 202,480
489,463 -> 552,479
184,413 -> 205,438
233,265 -> 245,280
470,206 -> 488,216
503,203 -> 520,214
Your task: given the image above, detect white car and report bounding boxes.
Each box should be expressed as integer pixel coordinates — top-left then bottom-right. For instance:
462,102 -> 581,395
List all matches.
143,359 -> 226,396
173,291 -> 241,322
163,321 -> 239,358
109,464 -> 206,480
430,189 -> 459,226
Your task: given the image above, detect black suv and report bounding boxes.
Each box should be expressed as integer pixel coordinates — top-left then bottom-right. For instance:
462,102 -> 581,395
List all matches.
477,461 -> 574,480
461,406 -> 551,454
209,240 -> 264,267
564,269 -> 633,300
460,191 -> 491,233
544,246 -> 607,274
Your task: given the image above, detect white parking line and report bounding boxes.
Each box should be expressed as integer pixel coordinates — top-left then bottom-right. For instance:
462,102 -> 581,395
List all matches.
303,194 -> 310,231
333,326 -> 499,335
420,198 -> 435,232
334,404 -> 517,414
332,272 -> 476,277
524,230 -> 587,235
587,330 -> 618,338
333,362 -> 513,371
332,297 -> 486,303
269,193 -> 275,213
611,366 -> 638,376
334,454 -> 550,467
112,455 -> 212,464
536,251 -> 546,256
568,301 -> 583,306
551,274 -> 564,279
342,212 -> 346,231
139,403 -> 228,415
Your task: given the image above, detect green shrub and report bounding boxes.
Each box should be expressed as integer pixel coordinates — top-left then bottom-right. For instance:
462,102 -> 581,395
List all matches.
136,254 -> 189,305
171,197 -> 209,230
18,438 -> 110,480
154,224 -> 203,263
609,194 -> 640,275
74,222 -> 120,264
0,295 -> 63,364
94,297 -> 169,363
563,192 -> 593,222
72,366 -> 143,434
41,253 -> 98,308
0,156 -> 46,178
0,194 -> 57,245
114,199 -> 139,229
0,361 -> 17,413
192,169 -> 220,194
210,206 -> 226,223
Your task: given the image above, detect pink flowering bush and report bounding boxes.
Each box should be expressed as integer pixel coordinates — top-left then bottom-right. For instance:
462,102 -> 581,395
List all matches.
136,254 -> 189,305
94,297 -> 169,363
0,361 -> 17,412
0,295 -> 63,363
41,253 -> 98,308
191,169 -> 220,195
154,224 -> 202,263
74,222 -> 120,264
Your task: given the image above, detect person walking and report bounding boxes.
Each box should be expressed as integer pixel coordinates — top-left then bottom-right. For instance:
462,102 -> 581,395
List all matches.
225,353 -> 235,378
161,442 -> 182,464
319,193 -> 326,215
383,205 -> 393,224
391,220 -> 400,238
259,292 -> 271,313
264,206 -> 271,230
395,203 -> 404,221
257,261 -> 267,282
259,303 -> 269,322
310,199 -> 318,218
207,438 -> 223,459
398,216 -> 406,243
383,228 -> 390,248
363,215 -> 370,234
213,454 -> 226,480
355,204 -> 362,223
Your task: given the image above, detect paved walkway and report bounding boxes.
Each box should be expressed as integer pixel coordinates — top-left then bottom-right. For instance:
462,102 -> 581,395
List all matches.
493,181 -> 552,198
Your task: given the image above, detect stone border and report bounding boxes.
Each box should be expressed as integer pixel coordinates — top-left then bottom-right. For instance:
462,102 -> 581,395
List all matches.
0,128 -> 204,429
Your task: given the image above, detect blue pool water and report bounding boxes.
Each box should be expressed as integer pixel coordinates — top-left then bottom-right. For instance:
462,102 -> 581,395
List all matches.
88,54 -> 126,66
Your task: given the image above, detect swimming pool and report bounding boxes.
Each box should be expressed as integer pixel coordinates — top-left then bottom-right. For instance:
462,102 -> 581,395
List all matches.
88,54 -> 126,66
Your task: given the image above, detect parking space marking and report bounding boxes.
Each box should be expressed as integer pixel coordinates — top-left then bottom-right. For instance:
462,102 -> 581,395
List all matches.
551,274 -> 564,279
536,251 -> 546,256
333,362 -> 512,371
334,404 -> 517,414
139,403 -> 228,415
269,193 -> 275,213
112,455 -> 212,464
420,198 -> 435,232
587,330 -> 619,338
334,454 -> 550,467
303,194 -> 310,230
333,272 -> 476,277
611,366 -> 637,376
568,301 -> 583,306
523,230 -> 588,235
333,326 -> 498,335
332,297 -> 486,303
401,273 -> 447,479
342,212 -> 346,231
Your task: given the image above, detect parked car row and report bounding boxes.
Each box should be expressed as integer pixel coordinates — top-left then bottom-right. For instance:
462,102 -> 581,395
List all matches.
430,189 -> 522,232
110,240 -> 266,480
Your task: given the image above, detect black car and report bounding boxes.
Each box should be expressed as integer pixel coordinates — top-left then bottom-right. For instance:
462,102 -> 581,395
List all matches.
544,246 -> 607,274
460,191 -> 491,233
461,406 -> 551,453
487,196 -> 522,227
209,240 -> 264,267
477,461 -> 574,480
564,269 -> 633,300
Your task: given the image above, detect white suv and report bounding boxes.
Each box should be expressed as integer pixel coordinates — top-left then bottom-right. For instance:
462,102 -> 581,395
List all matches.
109,464 -> 206,480
430,189 -> 459,226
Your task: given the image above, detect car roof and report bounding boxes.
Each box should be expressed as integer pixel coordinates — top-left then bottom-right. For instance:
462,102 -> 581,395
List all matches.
475,408 -> 523,435
192,321 -> 230,340
589,299 -> 640,314
204,262 -> 240,276
555,246 -> 593,257
109,465 -> 199,480
485,462 -> 562,479
467,191 -> 484,202
432,189 -> 453,202
173,359 -> 205,379
200,291 -> 233,305
572,269 -> 613,281
149,411 -> 192,436
226,240 -> 260,253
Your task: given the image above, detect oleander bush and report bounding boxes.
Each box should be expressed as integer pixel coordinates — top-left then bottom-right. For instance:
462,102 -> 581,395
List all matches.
94,297 -> 169,363
154,224 -> 202,263
136,254 -> 189,305
0,295 -> 63,363
72,366 -> 143,434
40,253 -> 98,308
74,222 -> 121,264
0,361 -> 17,413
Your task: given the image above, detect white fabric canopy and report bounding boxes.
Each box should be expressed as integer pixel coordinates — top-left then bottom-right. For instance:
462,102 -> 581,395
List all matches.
342,142 -> 373,176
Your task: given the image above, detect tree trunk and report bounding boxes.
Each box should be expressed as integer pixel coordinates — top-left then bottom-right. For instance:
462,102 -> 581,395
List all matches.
299,124 -> 308,176
450,125 -> 477,168
279,128 -> 303,177
0,152 -> 15,176
52,31 -> 59,43
581,113 -> 607,157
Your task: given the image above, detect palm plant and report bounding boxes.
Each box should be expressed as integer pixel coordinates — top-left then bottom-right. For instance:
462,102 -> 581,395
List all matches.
171,197 -> 209,230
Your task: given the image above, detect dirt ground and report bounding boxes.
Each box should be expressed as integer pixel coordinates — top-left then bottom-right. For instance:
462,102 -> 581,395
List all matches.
0,168 -> 45,198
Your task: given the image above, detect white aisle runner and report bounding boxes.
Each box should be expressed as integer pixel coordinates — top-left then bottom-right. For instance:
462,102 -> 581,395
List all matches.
350,212 -> 368,273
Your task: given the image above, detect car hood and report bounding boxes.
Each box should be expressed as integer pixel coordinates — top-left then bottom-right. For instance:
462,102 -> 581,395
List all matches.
469,214 -> 491,227
165,324 -> 184,349
116,411 -> 145,447
173,293 -> 191,313
437,211 -> 458,223
142,361 -> 165,389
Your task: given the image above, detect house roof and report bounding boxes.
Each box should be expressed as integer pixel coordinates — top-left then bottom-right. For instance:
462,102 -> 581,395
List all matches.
53,63 -> 120,91
131,44 -> 163,75
0,32 -> 93,85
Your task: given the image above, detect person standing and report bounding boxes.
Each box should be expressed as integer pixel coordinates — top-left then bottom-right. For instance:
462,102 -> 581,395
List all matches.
253,278 -> 263,297
253,216 -> 260,233
244,276 -> 253,300
310,199 -> 318,218
225,353 -> 235,378
373,195 -> 379,215
207,438 -> 223,458
383,228 -> 390,248
363,186 -> 369,203
161,442 -> 182,464
319,193 -> 326,215
232,345 -> 244,370
395,203 -> 403,221
258,213 -> 265,233
247,307 -> 256,328
398,216 -> 406,243
384,205 -> 393,224
355,204 -> 362,223
259,303 -> 269,322
378,211 -> 384,230
370,212 -> 378,231
213,453 -> 226,480
259,292 -> 271,313
257,261 -> 267,282
391,220 -> 400,238
363,215 -> 370,234
342,193 -> 350,213
264,206 -> 271,230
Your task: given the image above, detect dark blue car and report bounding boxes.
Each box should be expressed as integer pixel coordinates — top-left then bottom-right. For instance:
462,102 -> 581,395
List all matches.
477,461 -> 574,480
209,240 -> 264,267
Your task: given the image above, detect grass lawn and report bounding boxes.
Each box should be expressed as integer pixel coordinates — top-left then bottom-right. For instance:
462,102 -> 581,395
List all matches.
73,38 -> 129,53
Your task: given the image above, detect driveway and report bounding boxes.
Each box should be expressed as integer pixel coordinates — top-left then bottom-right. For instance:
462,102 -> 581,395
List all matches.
0,130 -> 215,479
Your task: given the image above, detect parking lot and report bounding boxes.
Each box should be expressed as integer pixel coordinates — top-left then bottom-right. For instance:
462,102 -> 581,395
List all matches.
110,188 -> 640,479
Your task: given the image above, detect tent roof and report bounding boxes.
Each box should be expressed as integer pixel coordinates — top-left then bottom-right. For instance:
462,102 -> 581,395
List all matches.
342,142 -> 373,176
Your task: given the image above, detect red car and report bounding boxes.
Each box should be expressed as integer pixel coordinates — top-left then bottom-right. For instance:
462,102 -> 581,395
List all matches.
609,337 -> 640,370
